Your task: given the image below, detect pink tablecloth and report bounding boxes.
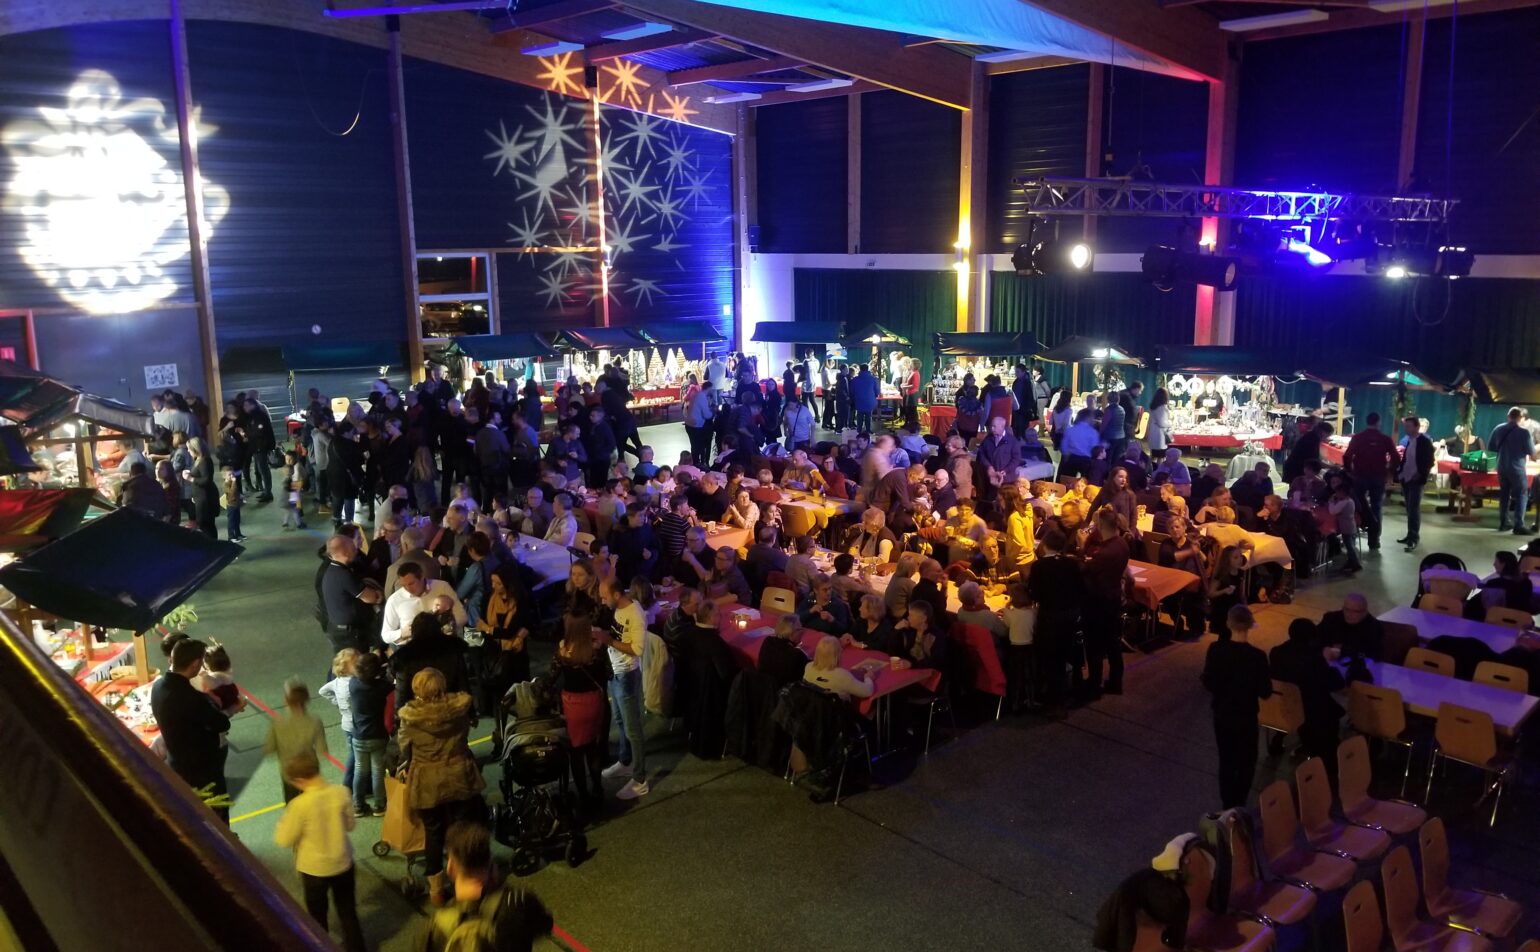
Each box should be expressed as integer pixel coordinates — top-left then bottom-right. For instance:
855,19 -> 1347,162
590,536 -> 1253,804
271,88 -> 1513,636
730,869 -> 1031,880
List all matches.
1170,432 -> 1283,450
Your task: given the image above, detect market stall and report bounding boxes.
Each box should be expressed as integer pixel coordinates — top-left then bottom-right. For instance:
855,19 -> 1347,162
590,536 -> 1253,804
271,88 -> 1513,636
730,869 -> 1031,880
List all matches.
0,364 -> 154,497
1039,336 -> 1142,413
1151,346 -> 1299,452
843,324 -> 910,420
928,331 -> 1043,436
0,507 -> 242,747
546,326 -> 706,421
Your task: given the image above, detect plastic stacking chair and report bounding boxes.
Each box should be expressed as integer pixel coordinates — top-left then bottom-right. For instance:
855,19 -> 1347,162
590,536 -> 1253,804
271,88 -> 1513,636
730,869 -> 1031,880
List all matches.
1426,576 -> 1475,603
1337,735 -> 1427,835
1482,605 -> 1534,630
1347,682 -> 1418,798
766,570 -> 796,594
760,587 -> 796,614
1518,555 -> 1540,575
1382,845 -> 1494,952
1295,757 -> 1390,862
1472,661 -> 1529,694
1342,881 -> 1384,952
572,531 -> 596,554
1418,594 -> 1465,618
1378,622 -> 1420,665
1258,680 -> 1305,754
1425,704 -> 1515,828
1405,647 -> 1456,678
1222,811 -> 1316,930
1256,781 -> 1355,893
1418,817 -> 1522,941
1182,844 -> 1276,952
903,673 -> 954,756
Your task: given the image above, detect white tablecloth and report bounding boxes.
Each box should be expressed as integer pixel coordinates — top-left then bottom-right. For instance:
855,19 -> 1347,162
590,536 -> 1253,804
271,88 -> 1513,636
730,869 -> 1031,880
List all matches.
1226,453 -> 1273,480
1200,522 -> 1292,568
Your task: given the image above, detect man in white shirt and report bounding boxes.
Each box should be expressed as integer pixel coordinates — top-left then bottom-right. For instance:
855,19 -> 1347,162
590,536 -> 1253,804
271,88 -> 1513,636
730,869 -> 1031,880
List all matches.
380,563 -> 466,646
781,393 -> 815,450
599,576 -> 649,800
544,492 -> 578,547
705,356 -> 728,391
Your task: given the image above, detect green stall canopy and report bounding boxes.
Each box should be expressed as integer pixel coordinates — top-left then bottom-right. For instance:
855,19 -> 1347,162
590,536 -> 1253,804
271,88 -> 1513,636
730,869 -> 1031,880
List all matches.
631,321 -> 727,347
933,332 -> 1042,357
1460,369 -> 1540,406
750,321 -> 846,345
444,334 -> 558,361
549,328 -> 648,351
1039,336 -> 1141,365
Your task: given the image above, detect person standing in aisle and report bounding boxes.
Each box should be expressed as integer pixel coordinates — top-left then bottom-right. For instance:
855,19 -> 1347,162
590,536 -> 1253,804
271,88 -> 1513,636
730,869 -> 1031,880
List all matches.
850,365 -> 879,434
1340,412 -> 1397,551
1081,509 -> 1130,697
151,636 -> 234,821
1201,604 -> 1273,809
1011,364 -> 1035,439
684,378 -> 716,468
243,394 -> 276,503
1031,367 -> 1052,430
901,357 -> 922,429
273,751 -> 367,952
1489,407 -> 1539,534
599,576 -> 650,800
1396,416 -> 1435,550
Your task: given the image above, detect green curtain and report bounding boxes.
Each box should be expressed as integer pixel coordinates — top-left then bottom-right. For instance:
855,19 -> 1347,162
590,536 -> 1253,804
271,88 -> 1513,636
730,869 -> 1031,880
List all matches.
793,269 -> 957,381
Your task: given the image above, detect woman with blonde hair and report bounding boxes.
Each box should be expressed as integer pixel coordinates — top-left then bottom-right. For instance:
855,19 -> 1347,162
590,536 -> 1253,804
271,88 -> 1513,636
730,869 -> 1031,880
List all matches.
562,557 -> 600,617
410,444 -> 438,512
397,666 -> 483,905
883,551 -> 922,620
539,612 -> 611,815
184,435 -> 219,538
803,635 -> 875,699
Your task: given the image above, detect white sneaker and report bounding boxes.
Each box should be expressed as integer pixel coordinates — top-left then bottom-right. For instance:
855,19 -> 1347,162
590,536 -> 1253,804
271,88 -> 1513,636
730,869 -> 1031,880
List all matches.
601,761 -> 633,780
615,778 -> 650,800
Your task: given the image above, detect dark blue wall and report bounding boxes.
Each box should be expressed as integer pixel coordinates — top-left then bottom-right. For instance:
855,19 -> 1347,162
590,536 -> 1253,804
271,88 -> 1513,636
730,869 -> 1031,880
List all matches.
187,20 -> 403,351
986,65 -> 1090,254
1096,67 -> 1208,253
859,91 -> 960,253
755,97 -> 847,253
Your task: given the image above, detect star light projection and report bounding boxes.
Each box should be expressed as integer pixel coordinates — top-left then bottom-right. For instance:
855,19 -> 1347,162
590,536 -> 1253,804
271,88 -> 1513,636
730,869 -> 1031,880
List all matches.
2,69 -> 228,315
482,70 -> 716,312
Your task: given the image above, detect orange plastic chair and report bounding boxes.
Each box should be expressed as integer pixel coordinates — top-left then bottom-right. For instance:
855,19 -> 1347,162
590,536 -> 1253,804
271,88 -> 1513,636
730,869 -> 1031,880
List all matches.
1472,661 -> 1529,694
1256,780 -> 1355,893
1342,880 -> 1383,952
1295,757 -> 1389,863
1482,605 -> 1533,630
1181,844 -> 1276,952
1405,647 -> 1456,678
1382,845 -> 1493,952
1425,577 -> 1475,603
760,586 -> 796,614
1425,703 -> 1515,827
1418,817 -> 1521,940
1224,811 -> 1316,929
1258,680 -> 1305,750
1418,593 -> 1465,618
1337,735 -> 1426,835
1378,622 -> 1420,665
1346,682 -> 1417,798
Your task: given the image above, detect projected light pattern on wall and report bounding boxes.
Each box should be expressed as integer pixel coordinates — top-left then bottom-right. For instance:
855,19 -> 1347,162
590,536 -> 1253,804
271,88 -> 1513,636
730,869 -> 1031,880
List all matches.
2,69 -> 226,315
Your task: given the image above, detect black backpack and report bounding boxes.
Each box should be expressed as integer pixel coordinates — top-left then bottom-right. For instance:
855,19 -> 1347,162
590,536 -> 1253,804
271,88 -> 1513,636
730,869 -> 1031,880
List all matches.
441,879 -> 553,952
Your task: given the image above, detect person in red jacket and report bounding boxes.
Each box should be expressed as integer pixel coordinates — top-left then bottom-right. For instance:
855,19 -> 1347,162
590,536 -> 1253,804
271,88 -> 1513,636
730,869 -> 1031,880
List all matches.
1340,411 -> 1397,551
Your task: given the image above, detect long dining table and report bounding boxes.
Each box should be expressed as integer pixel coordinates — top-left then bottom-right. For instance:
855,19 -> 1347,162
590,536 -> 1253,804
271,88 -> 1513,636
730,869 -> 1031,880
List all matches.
1378,604 -> 1529,656
1344,659 -> 1540,736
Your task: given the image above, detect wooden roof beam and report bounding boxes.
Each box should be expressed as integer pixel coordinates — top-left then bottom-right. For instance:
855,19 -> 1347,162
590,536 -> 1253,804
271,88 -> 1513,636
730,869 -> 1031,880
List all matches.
983,54 -> 1081,75
746,79 -> 884,107
583,25 -> 715,61
1240,0 -> 1540,40
618,0 -> 973,108
1014,0 -> 1229,80
486,0 -> 616,33
667,54 -> 806,85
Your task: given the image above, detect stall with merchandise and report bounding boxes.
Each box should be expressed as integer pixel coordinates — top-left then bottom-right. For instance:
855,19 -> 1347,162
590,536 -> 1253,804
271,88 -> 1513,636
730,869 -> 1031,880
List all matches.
0,508 -> 241,749
928,331 -> 1042,436
0,365 -> 154,497
1039,336 -> 1143,409
1152,346 -> 1308,453
547,323 -> 726,421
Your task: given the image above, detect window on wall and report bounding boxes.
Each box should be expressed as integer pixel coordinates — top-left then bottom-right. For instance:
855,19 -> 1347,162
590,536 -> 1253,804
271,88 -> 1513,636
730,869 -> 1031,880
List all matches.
418,253 -> 492,338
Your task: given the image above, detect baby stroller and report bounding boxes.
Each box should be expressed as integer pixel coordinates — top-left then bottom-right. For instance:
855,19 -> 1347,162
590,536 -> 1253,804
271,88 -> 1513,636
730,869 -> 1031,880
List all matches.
492,681 -> 586,873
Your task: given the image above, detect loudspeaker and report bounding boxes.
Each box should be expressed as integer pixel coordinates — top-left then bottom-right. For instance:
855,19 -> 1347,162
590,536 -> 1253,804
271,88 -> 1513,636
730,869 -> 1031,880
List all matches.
584,65 -> 599,89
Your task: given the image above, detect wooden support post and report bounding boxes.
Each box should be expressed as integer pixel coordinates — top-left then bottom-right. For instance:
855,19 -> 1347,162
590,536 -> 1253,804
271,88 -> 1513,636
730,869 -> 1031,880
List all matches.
1396,15 -> 1426,190
134,630 -> 150,684
586,98 -> 611,328
387,18 -> 425,382
1195,52 -> 1239,346
733,105 -> 757,352
956,63 -> 988,333
847,93 -> 862,254
1084,64 -> 1105,243
169,0 -> 222,408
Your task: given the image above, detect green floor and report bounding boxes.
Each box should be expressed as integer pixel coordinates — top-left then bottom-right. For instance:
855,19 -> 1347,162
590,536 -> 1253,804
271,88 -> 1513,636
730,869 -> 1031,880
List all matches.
190,423 -> 1540,951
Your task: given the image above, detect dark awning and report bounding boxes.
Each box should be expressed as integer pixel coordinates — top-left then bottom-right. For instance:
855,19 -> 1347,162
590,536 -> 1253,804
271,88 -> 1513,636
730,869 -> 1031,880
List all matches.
24,393 -> 152,437
444,334 -> 558,361
1457,369 -> 1540,405
844,323 -> 911,348
0,508 -> 241,629
933,331 -> 1042,357
0,488 -> 94,551
631,320 -> 727,346
280,341 -> 407,371
0,429 -> 42,475
750,321 -> 845,344
1152,346 -> 1298,377
1039,336 -> 1142,365
1303,358 -> 1444,390
549,328 -> 648,351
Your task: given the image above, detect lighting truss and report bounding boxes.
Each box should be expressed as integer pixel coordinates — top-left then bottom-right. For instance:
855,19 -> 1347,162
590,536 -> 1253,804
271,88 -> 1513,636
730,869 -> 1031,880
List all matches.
1014,177 -> 1456,223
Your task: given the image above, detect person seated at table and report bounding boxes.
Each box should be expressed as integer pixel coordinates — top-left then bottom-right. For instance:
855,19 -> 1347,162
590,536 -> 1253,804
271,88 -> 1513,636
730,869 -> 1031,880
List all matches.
785,534 -> 820,595
1194,487 -> 1236,526
1229,461 -> 1274,514
1151,448 -> 1192,497
1157,517 -> 1208,641
819,454 -> 853,499
829,553 -> 872,605
744,524 -> 789,586
711,434 -> 752,474
781,448 -> 824,492
687,471 -> 729,524
926,467 -> 959,518
897,419 -> 929,459
703,546 -> 753,606
799,574 -> 851,635
835,440 -> 865,483
1288,458 -> 1328,507
1020,428 -> 1051,465
1147,480 -> 1177,516
758,614 -> 810,687
883,552 -> 922,620
516,487 -> 554,539
804,635 -> 875,699
675,451 -> 702,483
674,526 -> 713,590
1116,442 -> 1148,489
1316,593 -> 1384,660
595,480 -> 627,531
911,558 -> 950,627
844,593 -> 901,655
646,466 -> 675,497
956,580 -> 1007,643
938,496 -> 989,548
609,507 -> 658,583
544,492 -> 579,547
722,487 -> 760,531
1087,465 -> 1140,536
895,600 -> 947,670
1268,618 -> 1345,767
722,464 -> 747,505
1480,551 -> 1533,613
1206,545 -> 1247,634
846,508 -> 897,564
659,587 -> 704,655
1084,445 -> 1111,487
1189,463 -> 1225,512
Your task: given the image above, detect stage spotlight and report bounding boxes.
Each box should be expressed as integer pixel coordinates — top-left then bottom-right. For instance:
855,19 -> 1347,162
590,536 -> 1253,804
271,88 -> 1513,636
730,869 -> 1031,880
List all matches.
1380,245 -> 1474,279
1142,245 -> 1239,291
1012,239 -> 1094,275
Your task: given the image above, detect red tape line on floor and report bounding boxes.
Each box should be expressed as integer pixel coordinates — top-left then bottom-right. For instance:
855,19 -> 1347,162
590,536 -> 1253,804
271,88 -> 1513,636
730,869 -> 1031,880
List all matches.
552,925 -> 591,952
239,686 -> 346,772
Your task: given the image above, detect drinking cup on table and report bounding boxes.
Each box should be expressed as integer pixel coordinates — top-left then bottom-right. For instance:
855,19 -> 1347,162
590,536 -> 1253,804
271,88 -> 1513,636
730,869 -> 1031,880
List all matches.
889,656 -> 903,670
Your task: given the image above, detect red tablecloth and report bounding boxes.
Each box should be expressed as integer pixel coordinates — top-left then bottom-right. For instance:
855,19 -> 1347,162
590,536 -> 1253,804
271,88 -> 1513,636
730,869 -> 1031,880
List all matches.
1170,432 -> 1283,450
1321,441 -> 1345,466
1128,560 -> 1200,611
925,404 -> 956,437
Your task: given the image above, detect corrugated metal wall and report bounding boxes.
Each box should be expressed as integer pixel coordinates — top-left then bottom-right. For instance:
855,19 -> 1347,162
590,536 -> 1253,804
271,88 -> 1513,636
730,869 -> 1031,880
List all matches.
755,98 -> 847,253
986,65 -> 1090,255
1096,67 -> 1208,253
859,91 -> 961,253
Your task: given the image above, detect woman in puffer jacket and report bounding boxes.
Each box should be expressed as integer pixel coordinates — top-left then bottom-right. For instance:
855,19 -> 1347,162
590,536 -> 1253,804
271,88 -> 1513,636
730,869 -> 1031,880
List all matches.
398,667 -> 485,905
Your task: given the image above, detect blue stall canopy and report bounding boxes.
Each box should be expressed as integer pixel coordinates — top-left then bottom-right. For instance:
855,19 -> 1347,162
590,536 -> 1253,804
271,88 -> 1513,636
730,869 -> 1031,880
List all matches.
549,328 -> 649,351
933,331 -> 1041,357
445,334 -> 558,362
281,341 -> 407,371
751,321 -> 845,345
631,321 -> 728,347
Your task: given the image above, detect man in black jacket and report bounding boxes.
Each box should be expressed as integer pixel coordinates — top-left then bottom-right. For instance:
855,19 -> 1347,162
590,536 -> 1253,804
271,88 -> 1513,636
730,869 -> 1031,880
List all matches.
1395,416 -> 1436,551
243,394 -> 277,502
151,637 -> 236,821
1267,619 -> 1345,769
